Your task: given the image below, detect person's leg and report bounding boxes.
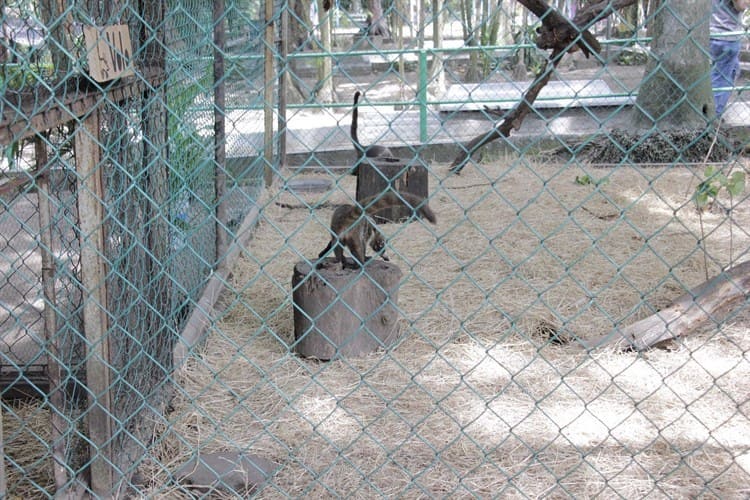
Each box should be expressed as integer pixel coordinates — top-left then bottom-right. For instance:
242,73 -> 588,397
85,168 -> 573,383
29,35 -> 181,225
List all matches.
711,38 -> 741,116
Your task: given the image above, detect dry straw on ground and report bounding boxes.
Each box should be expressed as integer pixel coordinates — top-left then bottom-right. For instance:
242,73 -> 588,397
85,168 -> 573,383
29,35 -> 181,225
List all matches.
7,158 -> 750,497
147,157 -> 748,497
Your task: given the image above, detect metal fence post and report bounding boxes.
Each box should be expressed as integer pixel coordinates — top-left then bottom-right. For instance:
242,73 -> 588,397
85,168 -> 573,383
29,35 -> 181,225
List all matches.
419,49 -> 428,143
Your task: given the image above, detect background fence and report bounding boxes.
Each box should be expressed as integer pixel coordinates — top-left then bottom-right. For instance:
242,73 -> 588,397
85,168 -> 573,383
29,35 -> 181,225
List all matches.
2,0 -> 750,497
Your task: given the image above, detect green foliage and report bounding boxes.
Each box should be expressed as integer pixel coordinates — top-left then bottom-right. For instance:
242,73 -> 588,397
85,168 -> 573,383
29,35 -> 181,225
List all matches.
167,65 -> 214,233
3,139 -> 22,170
694,165 -> 746,275
167,67 -> 213,176
0,62 -> 53,91
694,165 -> 745,209
616,47 -> 648,66
575,174 -> 608,187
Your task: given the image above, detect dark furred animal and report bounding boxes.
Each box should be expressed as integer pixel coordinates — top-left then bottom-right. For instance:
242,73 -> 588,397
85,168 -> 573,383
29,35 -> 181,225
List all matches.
318,191 -> 437,269
350,91 -> 393,175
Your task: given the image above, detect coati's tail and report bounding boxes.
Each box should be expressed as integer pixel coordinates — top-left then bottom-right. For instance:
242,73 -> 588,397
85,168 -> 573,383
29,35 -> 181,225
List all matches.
361,191 -> 436,224
318,239 -> 334,259
351,91 -> 362,153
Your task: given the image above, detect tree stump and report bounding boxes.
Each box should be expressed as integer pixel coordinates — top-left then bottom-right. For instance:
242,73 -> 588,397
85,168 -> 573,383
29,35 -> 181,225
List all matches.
292,259 -> 403,360
356,157 -> 428,223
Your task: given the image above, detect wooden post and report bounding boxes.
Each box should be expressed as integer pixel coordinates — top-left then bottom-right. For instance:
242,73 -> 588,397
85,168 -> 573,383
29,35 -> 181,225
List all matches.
355,157 -> 429,223
214,0 -> 229,264
264,0 -> 276,186
0,401 -> 5,497
278,5 -> 288,170
75,111 -> 114,494
34,135 -> 69,491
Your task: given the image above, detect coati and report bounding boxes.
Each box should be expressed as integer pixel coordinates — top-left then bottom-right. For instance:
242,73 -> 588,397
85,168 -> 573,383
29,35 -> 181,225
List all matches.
318,191 -> 437,270
350,91 -> 394,175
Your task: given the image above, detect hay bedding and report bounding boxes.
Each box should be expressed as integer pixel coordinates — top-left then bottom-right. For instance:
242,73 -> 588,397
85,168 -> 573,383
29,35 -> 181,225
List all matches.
146,159 -> 750,498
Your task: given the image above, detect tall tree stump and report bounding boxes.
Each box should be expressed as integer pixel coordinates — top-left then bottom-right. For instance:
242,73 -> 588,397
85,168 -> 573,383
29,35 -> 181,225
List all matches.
292,259 -> 402,360
356,157 -> 428,223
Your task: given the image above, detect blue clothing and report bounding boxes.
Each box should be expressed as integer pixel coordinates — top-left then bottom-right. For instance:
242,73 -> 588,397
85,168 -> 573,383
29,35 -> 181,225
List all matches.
711,0 -> 745,40
711,38 -> 741,115
710,0 -> 746,115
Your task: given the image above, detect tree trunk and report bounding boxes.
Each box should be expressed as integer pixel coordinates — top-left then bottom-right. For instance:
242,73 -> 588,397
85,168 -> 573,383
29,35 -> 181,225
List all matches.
287,0 -> 311,103
480,0 -> 503,77
367,0 -> 392,37
429,0 -> 447,96
631,0 -> 714,129
395,0 -> 407,101
461,0 -> 482,82
39,0 -> 75,79
293,260 -> 403,360
316,0 -> 335,103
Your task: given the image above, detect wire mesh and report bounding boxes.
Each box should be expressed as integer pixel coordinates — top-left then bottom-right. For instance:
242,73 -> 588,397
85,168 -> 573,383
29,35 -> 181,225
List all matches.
2,0 -> 750,497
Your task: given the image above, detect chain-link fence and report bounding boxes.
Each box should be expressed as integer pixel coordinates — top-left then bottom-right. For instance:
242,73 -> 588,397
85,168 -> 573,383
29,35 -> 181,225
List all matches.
2,0 -> 750,497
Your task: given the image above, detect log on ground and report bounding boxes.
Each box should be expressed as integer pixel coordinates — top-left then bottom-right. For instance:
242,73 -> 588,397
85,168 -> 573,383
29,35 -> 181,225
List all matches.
582,260 -> 750,351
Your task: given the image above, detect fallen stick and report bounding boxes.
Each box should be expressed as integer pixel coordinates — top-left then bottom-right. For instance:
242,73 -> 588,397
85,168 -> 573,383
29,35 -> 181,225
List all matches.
581,260 -> 750,351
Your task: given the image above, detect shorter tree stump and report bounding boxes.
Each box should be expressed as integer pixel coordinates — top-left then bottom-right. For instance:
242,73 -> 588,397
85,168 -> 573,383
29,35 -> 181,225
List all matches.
292,258 -> 403,360
356,157 -> 428,223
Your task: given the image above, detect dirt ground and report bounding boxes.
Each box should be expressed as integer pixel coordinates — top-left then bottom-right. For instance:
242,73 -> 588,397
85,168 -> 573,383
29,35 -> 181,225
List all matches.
146,155 -> 750,497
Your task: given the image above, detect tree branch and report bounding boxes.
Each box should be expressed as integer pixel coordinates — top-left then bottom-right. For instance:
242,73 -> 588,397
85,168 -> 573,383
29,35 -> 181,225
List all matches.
573,0 -> 638,27
449,47 -> 565,172
449,0 -> 638,174
518,0 -> 600,57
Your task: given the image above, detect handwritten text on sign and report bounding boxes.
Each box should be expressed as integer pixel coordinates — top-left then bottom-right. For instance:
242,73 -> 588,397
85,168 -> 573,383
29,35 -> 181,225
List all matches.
83,25 -> 135,82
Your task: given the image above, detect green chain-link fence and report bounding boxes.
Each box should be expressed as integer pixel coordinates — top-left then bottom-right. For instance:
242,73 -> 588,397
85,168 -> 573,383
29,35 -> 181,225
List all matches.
2,0 -> 750,497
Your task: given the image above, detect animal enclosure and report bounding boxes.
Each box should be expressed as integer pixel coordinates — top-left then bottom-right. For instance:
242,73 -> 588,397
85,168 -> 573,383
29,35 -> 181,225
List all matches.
2,0 -> 750,497
149,162 -> 750,497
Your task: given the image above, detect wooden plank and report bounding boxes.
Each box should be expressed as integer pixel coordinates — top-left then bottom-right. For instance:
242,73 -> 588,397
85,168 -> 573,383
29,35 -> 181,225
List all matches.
174,197 -> 263,368
0,68 -> 163,146
34,135 -> 69,491
74,111 -> 114,494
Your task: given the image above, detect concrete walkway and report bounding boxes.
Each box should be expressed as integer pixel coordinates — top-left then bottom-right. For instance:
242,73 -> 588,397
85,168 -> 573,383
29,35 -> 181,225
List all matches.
227,78 -> 748,168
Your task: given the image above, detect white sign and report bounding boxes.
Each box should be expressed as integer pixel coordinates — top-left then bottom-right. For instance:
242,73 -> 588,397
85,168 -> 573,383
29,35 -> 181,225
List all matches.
83,24 -> 135,82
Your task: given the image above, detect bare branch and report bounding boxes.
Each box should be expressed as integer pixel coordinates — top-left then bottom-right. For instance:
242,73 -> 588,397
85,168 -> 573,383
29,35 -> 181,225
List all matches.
449,0 -> 635,173
450,47 -> 565,172
517,0 -> 601,57
574,0 -> 639,27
